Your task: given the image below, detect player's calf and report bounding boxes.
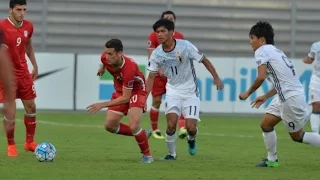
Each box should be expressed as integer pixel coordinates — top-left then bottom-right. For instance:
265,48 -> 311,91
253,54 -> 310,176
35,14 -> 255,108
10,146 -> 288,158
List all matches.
185,119 -> 198,156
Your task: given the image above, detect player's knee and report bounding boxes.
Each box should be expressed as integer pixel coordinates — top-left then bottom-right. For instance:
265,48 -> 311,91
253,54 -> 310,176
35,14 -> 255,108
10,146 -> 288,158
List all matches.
260,121 -> 274,132
290,131 -> 304,143
25,103 -> 36,114
167,123 -> 176,132
152,99 -> 162,109
104,123 -> 117,133
312,102 -> 320,112
186,123 -> 197,136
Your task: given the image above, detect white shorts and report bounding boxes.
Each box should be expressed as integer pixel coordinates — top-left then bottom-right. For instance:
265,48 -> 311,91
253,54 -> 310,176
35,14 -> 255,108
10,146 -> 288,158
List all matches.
165,94 -> 200,121
266,94 -> 310,133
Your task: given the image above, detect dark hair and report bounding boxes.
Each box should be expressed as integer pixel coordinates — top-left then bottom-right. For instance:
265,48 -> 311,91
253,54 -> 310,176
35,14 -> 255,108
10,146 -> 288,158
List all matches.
10,0 -> 27,8
161,10 -> 176,20
249,21 -> 274,45
153,19 -> 175,32
105,39 -> 123,52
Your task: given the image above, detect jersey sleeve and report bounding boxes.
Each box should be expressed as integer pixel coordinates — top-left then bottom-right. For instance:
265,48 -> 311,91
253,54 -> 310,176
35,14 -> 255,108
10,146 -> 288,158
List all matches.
122,64 -> 136,90
147,50 -> 159,73
186,41 -> 204,63
255,49 -> 269,67
148,32 -> 158,49
308,42 -> 319,59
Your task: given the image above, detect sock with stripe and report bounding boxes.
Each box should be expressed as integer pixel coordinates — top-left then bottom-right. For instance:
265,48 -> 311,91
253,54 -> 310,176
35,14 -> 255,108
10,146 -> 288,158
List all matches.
133,128 -> 151,156
3,116 -> 15,145
24,113 -> 37,143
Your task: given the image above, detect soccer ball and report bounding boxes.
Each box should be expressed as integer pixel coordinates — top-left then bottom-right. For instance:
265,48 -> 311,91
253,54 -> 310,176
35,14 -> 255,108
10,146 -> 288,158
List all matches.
34,142 -> 56,162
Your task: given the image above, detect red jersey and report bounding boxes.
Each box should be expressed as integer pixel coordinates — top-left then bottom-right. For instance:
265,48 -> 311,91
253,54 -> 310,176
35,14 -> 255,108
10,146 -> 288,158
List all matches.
100,53 -> 146,93
0,18 -> 34,78
148,31 -> 184,49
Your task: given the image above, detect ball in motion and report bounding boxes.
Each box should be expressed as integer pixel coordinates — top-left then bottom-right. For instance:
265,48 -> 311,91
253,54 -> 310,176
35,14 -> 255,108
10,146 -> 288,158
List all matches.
34,142 -> 56,162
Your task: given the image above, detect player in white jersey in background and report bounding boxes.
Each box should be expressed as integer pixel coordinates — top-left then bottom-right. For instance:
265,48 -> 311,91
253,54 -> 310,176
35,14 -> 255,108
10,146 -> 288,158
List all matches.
303,41 -> 320,134
146,19 -> 223,160
239,21 -> 320,167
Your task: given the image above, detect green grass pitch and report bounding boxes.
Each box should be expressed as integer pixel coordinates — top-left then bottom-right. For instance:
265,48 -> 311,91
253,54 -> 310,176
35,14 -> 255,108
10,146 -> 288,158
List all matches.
0,111 -> 319,180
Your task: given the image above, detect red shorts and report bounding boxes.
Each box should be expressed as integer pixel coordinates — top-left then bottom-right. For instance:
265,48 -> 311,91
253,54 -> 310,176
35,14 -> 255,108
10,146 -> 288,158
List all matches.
151,76 -> 167,97
108,90 -> 147,115
0,74 -> 36,103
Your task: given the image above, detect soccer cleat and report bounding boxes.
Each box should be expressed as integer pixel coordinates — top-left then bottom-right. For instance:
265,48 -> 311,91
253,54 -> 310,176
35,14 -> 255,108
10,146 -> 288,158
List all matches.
7,144 -> 18,157
187,139 -> 197,156
141,156 -> 154,163
255,158 -> 280,168
152,131 -> 165,139
178,128 -> 187,139
24,142 -> 38,152
160,154 -> 177,160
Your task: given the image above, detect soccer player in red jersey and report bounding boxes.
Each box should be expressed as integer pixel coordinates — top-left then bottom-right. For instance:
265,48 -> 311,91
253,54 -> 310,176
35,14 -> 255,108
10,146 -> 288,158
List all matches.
0,0 -> 38,157
86,39 -> 153,163
147,10 -> 187,140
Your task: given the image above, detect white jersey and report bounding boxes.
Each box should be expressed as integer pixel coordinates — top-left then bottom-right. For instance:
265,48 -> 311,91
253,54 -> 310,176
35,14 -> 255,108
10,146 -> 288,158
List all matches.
147,39 -> 204,96
308,41 -> 320,78
255,44 -> 304,102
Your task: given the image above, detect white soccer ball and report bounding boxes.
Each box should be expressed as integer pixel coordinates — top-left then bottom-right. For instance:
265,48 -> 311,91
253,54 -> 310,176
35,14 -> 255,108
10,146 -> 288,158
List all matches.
34,142 -> 56,162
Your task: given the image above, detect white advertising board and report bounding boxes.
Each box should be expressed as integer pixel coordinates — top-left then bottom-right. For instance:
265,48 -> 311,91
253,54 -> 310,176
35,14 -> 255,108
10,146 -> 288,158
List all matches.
16,53 -> 75,110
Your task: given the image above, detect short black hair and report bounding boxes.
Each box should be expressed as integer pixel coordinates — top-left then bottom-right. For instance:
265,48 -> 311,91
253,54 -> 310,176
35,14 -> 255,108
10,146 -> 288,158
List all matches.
105,39 -> 123,52
10,0 -> 27,8
249,21 -> 274,45
161,10 -> 176,20
153,19 -> 175,32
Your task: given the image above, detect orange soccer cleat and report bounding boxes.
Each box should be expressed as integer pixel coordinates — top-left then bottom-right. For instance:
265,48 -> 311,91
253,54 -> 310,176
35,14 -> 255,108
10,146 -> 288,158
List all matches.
24,142 -> 38,152
7,144 -> 18,157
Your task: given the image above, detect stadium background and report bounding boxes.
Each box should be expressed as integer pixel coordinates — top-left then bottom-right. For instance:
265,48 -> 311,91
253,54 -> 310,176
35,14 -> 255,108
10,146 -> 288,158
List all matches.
1,1 -> 320,179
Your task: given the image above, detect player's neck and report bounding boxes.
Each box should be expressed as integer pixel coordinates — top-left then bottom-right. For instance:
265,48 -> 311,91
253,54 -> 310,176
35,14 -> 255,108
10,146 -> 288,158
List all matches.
112,57 -> 124,69
163,38 -> 176,52
8,16 -> 22,27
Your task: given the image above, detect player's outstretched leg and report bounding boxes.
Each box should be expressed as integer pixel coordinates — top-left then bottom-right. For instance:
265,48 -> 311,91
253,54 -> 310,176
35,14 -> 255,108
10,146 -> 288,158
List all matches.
150,95 -> 165,139
256,114 -> 281,168
22,99 -> 38,152
178,114 -> 187,139
105,110 -> 133,136
129,107 -> 153,163
185,118 -> 198,156
160,113 -> 178,160
310,102 -> 320,133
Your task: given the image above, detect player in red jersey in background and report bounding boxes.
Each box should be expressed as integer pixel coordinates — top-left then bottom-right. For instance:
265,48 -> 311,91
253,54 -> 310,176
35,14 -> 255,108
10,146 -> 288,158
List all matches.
0,27 -> 15,122
147,10 -> 187,139
0,0 -> 38,157
86,39 -> 153,163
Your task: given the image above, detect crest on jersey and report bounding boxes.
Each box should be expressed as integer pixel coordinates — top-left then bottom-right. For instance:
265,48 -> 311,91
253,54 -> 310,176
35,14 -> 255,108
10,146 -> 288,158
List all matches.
176,51 -> 182,62
148,40 -> 152,47
24,31 -> 28,37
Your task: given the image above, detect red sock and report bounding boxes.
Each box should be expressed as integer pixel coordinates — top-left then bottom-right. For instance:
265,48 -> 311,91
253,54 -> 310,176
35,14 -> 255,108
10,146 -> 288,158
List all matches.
3,119 -> 15,145
178,114 -> 185,129
24,114 -> 36,143
115,123 -> 133,136
150,107 -> 159,131
134,129 -> 151,156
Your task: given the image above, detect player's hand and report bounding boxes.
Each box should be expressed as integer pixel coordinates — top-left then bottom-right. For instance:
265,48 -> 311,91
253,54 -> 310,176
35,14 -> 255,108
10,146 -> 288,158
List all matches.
303,57 -> 313,64
0,44 -> 8,51
97,67 -> 105,76
31,66 -> 38,80
239,92 -> 250,100
213,78 -> 224,90
251,95 -> 267,108
86,102 -> 104,114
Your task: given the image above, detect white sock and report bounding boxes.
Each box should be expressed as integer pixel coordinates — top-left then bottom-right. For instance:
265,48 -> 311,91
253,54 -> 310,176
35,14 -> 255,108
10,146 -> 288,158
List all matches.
166,132 -> 177,157
263,130 -> 278,162
310,113 -> 320,133
302,132 -> 320,146
187,127 -> 198,141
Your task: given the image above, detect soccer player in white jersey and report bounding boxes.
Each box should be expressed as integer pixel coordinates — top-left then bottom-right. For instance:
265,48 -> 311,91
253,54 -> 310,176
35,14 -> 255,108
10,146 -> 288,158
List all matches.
303,41 -> 320,134
146,19 -> 223,160
239,21 -> 320,168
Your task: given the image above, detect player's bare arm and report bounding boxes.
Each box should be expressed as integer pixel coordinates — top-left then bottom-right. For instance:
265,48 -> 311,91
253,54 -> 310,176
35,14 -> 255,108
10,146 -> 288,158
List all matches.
202,57 -> 223,90
251,88 -> 277,108
26,38 -> 38,80
86,87 -> 132,114
146,72 -> 157,98
303,56 -> 314,64
97,65 -> 106,76
239,64 -> 267,100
